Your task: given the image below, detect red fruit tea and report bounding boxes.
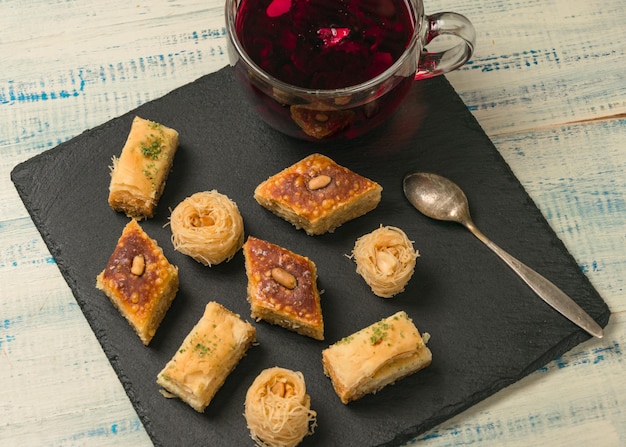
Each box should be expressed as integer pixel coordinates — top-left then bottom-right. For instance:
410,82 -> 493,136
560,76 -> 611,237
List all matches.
235,0 -> 414,89
232,0 -> 417,139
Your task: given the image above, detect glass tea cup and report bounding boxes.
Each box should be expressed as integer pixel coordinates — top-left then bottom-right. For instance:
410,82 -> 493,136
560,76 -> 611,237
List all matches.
225,0 -> 475,141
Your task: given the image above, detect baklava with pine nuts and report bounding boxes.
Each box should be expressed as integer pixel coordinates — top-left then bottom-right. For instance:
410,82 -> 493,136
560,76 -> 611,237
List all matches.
243,236 -> 324,340
322,311 -> 432,404
96,219 -> 179,345
157,301 -> 256,412
254,153 -> 382,235
108,116 -> 179,219
290,105 -> 355,139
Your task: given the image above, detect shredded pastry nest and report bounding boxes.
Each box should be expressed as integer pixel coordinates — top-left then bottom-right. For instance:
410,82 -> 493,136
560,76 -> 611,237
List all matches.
244,367 -> 317,447
169,190 -> 244,266
352,225 -> 419,298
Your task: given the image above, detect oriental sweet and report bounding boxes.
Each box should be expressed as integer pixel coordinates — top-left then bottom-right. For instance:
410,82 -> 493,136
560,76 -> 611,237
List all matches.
290,105 -> 355,139
157,301 -> 256,412
169,190 -> 244,266
254,153 -> 382,235
96,219 -> 179,345
243,236 -> 324,340
322,311 -> 432,404
108,116 -> 179,219
352,225 -> 419,298
244,367 -> 317,447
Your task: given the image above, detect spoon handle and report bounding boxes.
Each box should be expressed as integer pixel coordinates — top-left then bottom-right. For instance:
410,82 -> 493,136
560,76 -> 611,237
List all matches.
465,221 -> 604,338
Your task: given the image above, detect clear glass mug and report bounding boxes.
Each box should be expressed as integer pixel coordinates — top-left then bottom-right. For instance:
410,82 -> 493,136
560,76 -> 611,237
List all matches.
225,0 -> 475,141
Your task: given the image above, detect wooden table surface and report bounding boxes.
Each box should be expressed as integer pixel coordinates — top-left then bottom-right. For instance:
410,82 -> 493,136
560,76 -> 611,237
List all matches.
1,0 -> 624,446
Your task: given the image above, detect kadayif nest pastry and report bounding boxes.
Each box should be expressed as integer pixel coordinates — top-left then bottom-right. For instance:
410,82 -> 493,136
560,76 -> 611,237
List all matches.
244,367 -> 317,447
169,190 -> 244,266
352,225 -> 419,297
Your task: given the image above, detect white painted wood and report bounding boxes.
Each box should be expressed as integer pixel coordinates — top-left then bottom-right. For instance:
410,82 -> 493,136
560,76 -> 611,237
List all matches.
1,0 -> 624,445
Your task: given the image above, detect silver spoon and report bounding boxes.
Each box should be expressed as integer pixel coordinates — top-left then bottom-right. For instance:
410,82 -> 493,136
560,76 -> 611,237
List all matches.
403,171 -> 603,338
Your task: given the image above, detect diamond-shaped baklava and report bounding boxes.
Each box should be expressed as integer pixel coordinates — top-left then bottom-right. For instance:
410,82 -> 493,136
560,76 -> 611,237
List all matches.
96,219 -> 179,345
254,153 -> 382,235
243,236 -> 324,340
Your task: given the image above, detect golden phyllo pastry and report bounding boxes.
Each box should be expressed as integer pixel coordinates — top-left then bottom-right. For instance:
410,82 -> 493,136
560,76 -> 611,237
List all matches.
157,301 -> 256,412
108,116 -> 179,219
96,219 -> 179,345
244,367 -> 317,447
254,153 -> 382,235
322,311 -> 431,404
243,236 -> 324,340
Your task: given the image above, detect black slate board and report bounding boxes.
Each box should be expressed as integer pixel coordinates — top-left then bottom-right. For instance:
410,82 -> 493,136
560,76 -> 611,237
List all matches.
12,67 -> 610,447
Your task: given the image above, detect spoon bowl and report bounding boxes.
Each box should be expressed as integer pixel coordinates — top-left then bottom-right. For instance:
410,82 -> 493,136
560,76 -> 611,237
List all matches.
402,171 -> 603,338
403,172 -> 471,223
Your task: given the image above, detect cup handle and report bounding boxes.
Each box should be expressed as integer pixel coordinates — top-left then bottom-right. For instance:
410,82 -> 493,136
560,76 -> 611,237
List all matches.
416,12 -> 476,79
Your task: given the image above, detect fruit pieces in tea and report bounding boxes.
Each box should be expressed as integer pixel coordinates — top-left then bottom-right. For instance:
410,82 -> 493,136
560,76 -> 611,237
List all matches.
235,0 -> 415,89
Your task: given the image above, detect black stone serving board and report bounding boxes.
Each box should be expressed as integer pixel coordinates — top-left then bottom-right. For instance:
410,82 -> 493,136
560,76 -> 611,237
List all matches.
12,67 -> 610,447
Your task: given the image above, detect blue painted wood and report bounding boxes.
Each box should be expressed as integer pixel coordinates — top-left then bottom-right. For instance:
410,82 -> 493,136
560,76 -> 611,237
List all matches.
1,0 -> 624,446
